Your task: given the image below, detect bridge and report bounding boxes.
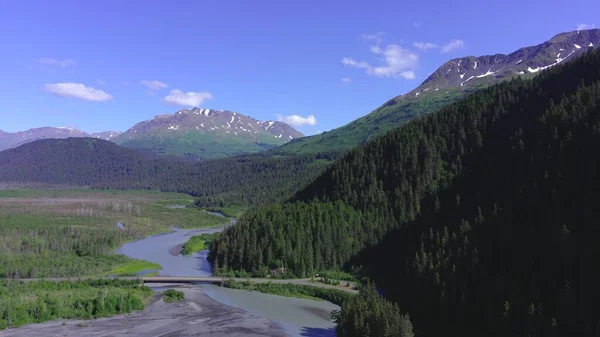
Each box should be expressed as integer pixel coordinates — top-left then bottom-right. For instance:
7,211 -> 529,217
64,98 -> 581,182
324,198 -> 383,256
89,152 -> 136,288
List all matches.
11,276 -> 358,294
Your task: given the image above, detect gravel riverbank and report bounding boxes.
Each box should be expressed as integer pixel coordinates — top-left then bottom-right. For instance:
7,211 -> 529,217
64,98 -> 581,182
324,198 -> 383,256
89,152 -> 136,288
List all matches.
0,285 -> 288,337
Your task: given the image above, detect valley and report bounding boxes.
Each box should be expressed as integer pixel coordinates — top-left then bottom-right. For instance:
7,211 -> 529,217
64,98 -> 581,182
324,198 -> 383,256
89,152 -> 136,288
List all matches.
0,189 -> 348,336
0,189 -> 230,278
2,8 -> 600,335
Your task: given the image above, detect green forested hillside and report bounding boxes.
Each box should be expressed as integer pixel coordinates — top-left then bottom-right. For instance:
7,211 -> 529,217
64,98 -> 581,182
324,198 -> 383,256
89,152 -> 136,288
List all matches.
210,49 -> 600,336
273,88 -> 466,155
0,138 -> 153,186
0,139 -> 335,207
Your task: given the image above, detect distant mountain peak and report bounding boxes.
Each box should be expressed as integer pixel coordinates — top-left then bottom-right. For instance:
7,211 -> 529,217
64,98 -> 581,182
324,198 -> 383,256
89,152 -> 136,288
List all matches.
275,28 -> 600,156
0,127 -> 118,152
403,28 -> 600,99
120,108 -> 303,140
112,108 -> 304,159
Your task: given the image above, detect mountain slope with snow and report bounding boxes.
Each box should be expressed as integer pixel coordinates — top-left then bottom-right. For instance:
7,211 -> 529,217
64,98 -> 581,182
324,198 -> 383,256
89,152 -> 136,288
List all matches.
275,29 -> 600,155
112,108 -> 304,159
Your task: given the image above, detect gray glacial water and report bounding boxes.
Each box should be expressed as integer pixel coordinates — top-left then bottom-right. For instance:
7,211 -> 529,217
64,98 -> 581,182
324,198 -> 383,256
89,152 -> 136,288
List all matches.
118,227 -> 222,276
118,224 -> 339,337
202,284 -> 338,337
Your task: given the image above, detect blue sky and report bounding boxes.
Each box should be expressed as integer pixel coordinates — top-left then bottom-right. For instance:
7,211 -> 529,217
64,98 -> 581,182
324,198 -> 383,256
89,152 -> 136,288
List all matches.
0,0 -> 597,135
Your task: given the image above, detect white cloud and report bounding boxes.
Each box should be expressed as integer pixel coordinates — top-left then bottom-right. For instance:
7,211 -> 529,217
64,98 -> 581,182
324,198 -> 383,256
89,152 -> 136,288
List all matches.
163,89 -> 213,107
276,114 -> 318,126
441,39 -> 465,53
341,77 -> 352,83
140,80 -> 168,91
360,31 -> 385,42
370,45 -> 383,53
412,41 -> 439,51
38,58 -> 74,68
577,23 -> 595,30
44,82 -> 112,102
342,43 -> 418,79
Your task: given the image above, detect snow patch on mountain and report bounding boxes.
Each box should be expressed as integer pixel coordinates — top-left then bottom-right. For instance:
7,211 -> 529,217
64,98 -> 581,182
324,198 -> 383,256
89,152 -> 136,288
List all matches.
461,76 -> 475,86
476,69 -> 497,78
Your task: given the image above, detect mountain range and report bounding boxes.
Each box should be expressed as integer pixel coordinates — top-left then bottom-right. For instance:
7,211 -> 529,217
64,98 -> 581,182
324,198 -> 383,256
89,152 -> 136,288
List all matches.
275,28 -> 600,154
0,127 -> 122,152
0,109 -> 302,159
1,29 -> 597,160
112,108 -> 303,159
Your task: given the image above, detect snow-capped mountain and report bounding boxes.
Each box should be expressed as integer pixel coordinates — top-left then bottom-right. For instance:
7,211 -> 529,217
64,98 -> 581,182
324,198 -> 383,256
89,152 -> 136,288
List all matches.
405,29 -> 600,98
277,29 -> 600,156
112,108 -> 304,159
116,108 -> 302,141
0,109 -> 302,159
90,131 -> 122,141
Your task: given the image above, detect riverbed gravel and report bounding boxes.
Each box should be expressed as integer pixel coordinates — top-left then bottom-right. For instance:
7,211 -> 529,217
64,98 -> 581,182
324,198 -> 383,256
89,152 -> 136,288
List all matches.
0,286 -> 288,337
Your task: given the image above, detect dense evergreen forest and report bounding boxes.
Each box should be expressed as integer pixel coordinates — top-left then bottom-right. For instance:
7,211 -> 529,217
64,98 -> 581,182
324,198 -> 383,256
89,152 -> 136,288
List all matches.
0,138 -> 336,207
333,283 -> 414,337
210,49 -> 600,336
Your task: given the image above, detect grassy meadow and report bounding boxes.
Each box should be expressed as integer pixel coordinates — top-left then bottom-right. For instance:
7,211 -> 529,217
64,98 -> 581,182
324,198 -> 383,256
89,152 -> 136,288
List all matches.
0,189 -> 230,278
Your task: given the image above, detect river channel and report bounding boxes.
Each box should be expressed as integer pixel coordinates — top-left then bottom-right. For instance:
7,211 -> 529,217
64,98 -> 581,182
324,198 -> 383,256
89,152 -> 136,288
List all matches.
118,212 -> 339,337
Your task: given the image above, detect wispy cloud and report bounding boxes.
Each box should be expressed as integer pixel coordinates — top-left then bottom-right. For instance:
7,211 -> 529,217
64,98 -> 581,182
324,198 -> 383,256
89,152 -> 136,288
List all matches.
276,114 -> 318,126
342,43 -> 418,79
140,80 -> 168,91
412,42 -> 438,51
441,39 -> 465,53
44,83 -> 112,102
360,31 -> 385,42
37,58 -> 74,68
341,77 -> 352,83
577,23 -> 596,30
163,89 -> 213,107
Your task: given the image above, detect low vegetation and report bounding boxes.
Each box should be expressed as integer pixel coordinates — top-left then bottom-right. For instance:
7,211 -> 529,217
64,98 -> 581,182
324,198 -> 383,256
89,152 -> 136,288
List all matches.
101,260 -> 162,277
221,279 -> 352,305
0,279 -> 152,330
315,271 -> 359,282
162,289 -> 184,302
182,233 -> 219,255
0,189 -> 228,278
204,206 -> 247,218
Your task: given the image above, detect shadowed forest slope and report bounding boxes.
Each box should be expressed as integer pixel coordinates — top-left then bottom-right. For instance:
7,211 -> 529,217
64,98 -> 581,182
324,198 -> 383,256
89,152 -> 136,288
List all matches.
211,49 -> 600,337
